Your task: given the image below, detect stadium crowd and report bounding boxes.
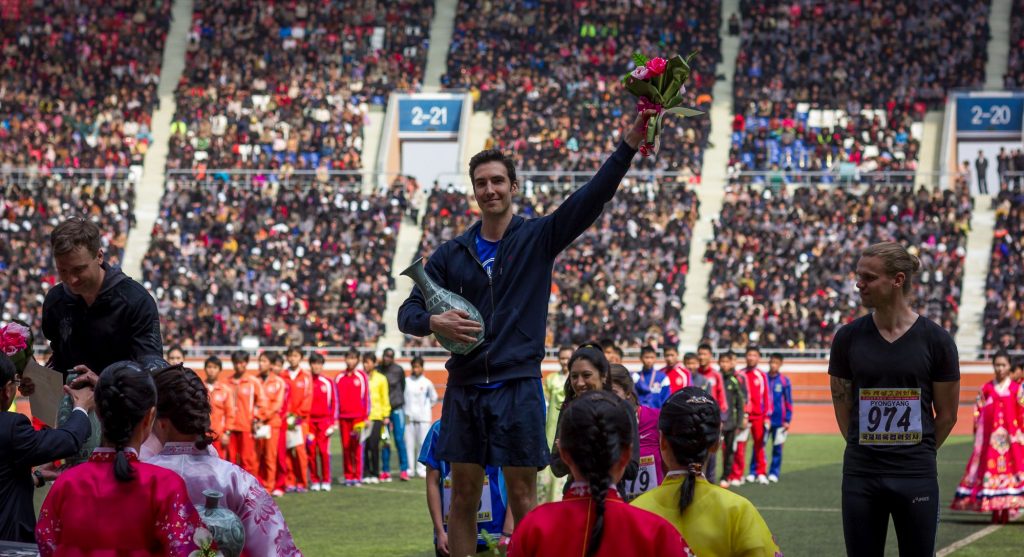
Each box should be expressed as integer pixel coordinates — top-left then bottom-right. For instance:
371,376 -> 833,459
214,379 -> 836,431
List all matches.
443,0 -> 720,175
984,185 -> 1024,351
141,175 -> 411,347
730,0 -> 990,175
703,180 -> 972,350
166,0 -> 433,172
0,0 -> 170,170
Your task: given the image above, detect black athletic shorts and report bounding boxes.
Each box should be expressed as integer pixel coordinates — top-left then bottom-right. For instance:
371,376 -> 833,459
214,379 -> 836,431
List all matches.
436,377 -> 549,468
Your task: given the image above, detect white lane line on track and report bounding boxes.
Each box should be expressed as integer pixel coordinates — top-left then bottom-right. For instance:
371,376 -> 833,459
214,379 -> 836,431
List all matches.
936,524 -> 1002,557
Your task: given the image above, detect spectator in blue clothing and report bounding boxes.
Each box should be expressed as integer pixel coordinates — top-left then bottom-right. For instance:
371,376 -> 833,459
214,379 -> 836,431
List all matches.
766,353 -> 793,483
631,346 -> 670,409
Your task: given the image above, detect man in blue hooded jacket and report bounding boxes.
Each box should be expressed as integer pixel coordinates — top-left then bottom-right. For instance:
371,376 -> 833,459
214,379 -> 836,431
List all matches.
399,109 -> 655,557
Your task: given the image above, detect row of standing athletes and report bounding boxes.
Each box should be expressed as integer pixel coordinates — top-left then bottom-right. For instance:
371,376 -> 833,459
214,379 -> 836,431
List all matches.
199,346 -> 439,495
595,342 -> 795,491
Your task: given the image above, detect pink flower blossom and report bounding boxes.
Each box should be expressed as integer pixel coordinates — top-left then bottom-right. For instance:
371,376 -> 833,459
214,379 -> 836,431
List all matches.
0,322 -> 30,356
630,66 -> 651,80
646,57 -> 668,76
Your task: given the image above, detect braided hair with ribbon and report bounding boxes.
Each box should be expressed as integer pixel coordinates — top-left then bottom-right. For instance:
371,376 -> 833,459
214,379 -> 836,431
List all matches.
95,361 -> 157,482
558,390 -> 635,557
153,364 -> 216,451
659,386 -> 722,514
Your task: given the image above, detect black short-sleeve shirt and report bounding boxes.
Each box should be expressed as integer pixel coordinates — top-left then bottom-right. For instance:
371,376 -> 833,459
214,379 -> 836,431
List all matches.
828,314 -> 959,477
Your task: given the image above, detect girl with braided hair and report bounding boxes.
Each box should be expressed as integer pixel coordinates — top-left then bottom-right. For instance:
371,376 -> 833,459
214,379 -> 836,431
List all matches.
510,390 -> 691,557
35,361 -> 209,556
633,387 -> 780,556
146,365 -> 301,557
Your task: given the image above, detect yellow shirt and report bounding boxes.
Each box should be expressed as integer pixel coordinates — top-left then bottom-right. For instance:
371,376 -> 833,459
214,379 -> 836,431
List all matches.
368,371 -> 391,422
632,474 -> 780,557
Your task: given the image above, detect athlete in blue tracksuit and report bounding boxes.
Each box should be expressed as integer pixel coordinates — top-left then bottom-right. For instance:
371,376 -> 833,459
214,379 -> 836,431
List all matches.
766,354 -> 793,481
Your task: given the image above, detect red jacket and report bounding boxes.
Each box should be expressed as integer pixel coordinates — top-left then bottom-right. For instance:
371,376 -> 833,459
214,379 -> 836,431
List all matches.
662,363 -> 691,394
283,368 -> 314,418
741,366 -> 773,419
335,368 -> 370,420
310,373 -> 338,420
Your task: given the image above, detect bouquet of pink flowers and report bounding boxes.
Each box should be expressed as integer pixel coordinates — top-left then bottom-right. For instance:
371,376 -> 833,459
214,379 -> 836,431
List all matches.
621,52 -> 704,156
0,320 -> 33,374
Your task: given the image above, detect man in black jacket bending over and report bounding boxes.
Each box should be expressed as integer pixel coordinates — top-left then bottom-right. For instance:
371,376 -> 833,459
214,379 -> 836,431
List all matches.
0,353 -> 92,542
20,217 -> 162,397
399,109 -> 655,557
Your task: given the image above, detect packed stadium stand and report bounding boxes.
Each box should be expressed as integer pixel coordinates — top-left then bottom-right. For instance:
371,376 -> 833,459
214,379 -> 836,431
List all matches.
443,0 -> 721,174
983,186 -> 1024,351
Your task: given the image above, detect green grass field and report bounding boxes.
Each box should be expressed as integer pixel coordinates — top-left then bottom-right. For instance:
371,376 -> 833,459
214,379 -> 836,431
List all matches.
269,434 -> 1021,557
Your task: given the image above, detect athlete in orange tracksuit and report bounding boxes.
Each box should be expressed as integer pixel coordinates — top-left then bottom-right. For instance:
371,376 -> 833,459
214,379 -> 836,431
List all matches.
227,350 -> 264,476
277,346 -> 313,492
336,348 -> 371,485
204,355 -> 235,459
307,352 -> 338,491
257,352 -> 288,494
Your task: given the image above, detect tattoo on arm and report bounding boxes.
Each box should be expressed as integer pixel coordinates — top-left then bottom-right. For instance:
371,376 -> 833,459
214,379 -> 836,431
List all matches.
831,377 -> 853,405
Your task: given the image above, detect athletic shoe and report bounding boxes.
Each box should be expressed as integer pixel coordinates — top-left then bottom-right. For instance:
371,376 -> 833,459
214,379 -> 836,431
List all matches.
285,486 -> 297,493
295,487 -> 308,493
311,483 -> 322,492
271,489 -> 285,498
746,474 -> 756,483
729,479 -> 742,487
757,475 -> 769,485
400,471 -> 410,481
368,477 -> 380,484
719,480 -> 730,488
380,472 -> 392,482
768,474 -> 779,483
322,483 -> 332,492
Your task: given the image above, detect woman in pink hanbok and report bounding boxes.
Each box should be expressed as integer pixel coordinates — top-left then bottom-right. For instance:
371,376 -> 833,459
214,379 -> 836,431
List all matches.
36,361 -> 210,556
951,351 -> 1024,523
145,364 -> 302,556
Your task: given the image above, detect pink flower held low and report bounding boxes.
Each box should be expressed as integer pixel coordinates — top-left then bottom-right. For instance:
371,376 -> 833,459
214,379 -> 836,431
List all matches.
630,65 -> 651,80
646,57 -> 668,76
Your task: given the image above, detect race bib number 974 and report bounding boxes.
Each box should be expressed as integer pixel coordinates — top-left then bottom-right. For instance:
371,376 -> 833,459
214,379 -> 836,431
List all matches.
858,388 -> 922,445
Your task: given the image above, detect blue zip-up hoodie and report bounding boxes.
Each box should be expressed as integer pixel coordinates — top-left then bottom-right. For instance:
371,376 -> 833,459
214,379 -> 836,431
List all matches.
398,141 -> 637,386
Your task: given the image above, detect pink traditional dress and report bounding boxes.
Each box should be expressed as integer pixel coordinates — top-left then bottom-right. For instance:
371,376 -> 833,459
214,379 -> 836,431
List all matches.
36,448 -> 207,556
951,379 -> 1024,512
145,442 -> 302,556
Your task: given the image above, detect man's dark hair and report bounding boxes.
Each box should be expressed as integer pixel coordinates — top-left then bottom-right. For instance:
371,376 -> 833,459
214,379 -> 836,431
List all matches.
697,343 -> 713,353
410,356 -> 424,367
640,346 -> 657,356
231,350 -> 249,364
308,352 -> 325,365
719,350 -> 736,360
383,348 -> 395,357
769,353 -> 784,362
346,347 -> 360,358
363,352 -> 377,364
0,353 -> 15,386
286,344 -> 303,356
204,356 -> 221,369
745,345 -> 761,355
663,345 -> 678,355
469,149 -> 517,186
683,352 -> 698,361
50,217 -> 102,256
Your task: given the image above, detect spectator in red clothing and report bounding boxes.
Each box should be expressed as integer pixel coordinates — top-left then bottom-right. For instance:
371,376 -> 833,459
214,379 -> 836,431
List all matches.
335,347 -> 370,486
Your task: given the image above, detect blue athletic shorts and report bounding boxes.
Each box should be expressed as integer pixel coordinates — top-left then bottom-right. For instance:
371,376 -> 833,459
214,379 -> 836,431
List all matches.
437,377 -> 549,468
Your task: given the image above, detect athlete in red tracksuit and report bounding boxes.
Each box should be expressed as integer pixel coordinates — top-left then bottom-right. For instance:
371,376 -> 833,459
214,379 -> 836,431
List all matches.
732,347 -> 774,483
278,347 -> 313,492
661,345 -> 691,394
336,349 -> 371,485
307,353 -> 338,490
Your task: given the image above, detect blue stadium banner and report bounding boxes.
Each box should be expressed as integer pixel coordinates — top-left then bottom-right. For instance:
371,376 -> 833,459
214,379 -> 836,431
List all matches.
397,97 -> 463,136
956,96 -> 1024,136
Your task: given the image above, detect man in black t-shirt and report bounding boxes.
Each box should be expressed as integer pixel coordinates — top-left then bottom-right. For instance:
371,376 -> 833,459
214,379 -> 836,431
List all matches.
829,242 -> 960,557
